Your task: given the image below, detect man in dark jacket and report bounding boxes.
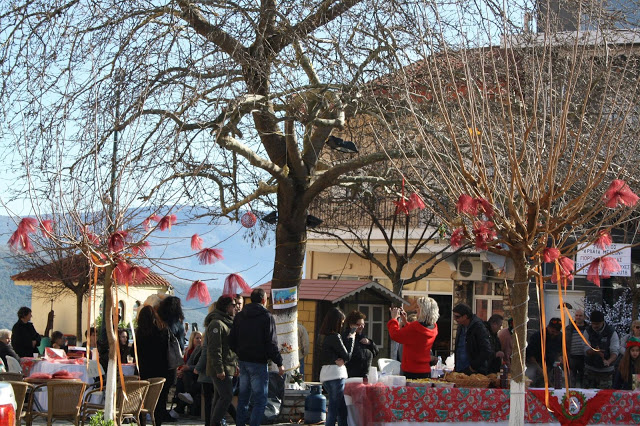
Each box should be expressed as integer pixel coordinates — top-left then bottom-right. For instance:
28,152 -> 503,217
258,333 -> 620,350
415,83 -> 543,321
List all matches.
584,310 -> 619,389
229,288 -> 284,426
452,303 -> 493,375
484,314 -> 504,374
526,317 -> 563,387
11,307 -> 41,358
206,295 -> 238,426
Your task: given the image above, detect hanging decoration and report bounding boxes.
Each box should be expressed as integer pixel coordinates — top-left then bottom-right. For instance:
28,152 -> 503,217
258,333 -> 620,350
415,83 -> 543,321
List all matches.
191,234 -> 203,251
407,193 -> 426,211
197,248 -> 224,265
157,214 -> 177,231
603,179 -> 639,208
143,214 -> 161,231
586,256 -> 621,287
472,220 -> 496,250
107,231 -> 128,253
450,227 -> 465,248
40,220 -> 54,236
542,247 -> 561,263
241,211 -> 257,228
187,280 -> 211,305
456,194 -> 494,218
223,273 -> 251,296
593,230 -> 613,250
7,217 -> 38,253
550,256 -> 575,284
394,178 -> 410,215
131,241 -> 150,256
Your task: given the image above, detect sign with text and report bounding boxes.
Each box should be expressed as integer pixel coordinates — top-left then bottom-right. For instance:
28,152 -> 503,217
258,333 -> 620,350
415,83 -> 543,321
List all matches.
575,243 -> 631,277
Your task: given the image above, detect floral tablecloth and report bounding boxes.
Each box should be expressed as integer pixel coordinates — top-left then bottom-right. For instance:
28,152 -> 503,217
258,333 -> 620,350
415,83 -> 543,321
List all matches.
344,383 -> 640,425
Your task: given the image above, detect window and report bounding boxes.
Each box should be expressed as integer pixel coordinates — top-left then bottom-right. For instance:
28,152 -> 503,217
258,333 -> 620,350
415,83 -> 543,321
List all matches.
358,304 -> 385,348
473,282 -> 505,321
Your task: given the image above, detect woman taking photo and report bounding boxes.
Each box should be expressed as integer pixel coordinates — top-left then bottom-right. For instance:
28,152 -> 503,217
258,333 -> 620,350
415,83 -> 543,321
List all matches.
319,307 -> 354,426
341,310 -> 378,378
387,297 -> 439,379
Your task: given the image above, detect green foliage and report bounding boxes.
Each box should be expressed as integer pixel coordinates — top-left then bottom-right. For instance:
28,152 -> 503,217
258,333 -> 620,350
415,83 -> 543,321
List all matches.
88,411 -> 114,426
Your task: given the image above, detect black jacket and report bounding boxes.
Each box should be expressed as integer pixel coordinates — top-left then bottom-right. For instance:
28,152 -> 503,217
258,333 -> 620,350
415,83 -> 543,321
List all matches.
484,321 -> 502,374
229,303 -> 283,367
613,360 -> 640,390
11,320 -> 41,358
136,323 -> 169,379
341,331 -> 378,378
319,333 -> 354,367
455,315 -> 493,375
0,341 -> 20,367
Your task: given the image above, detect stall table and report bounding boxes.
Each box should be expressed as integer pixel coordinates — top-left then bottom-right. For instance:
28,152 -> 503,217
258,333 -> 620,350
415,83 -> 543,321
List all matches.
21,358 -> 136,411
344,382 -> 640,425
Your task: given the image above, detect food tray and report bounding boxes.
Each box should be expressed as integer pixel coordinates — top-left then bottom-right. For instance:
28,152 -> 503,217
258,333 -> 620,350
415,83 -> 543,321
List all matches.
444,372 -> 491,388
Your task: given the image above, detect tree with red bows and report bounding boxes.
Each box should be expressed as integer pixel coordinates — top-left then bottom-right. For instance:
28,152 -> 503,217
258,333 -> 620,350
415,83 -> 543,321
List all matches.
364,4 -> 640,424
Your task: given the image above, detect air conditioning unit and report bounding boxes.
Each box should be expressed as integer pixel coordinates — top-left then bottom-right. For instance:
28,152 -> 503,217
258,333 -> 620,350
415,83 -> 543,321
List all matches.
454,257 -> 485,281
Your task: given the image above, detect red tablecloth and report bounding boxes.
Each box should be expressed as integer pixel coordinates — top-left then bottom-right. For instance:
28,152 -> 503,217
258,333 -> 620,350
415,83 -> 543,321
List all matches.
345,383 -> 640,425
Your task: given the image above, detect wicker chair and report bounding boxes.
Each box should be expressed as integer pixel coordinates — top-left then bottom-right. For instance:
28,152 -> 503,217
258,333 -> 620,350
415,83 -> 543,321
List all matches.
80,380 -> 149,426
26,380 -> 87,426
6,380 -> 31,425
139,378 -> 166,426
0,372 -> 24,381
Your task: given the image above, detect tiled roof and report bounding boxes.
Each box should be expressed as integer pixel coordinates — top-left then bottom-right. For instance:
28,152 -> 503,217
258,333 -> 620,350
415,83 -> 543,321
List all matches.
11,255 -> 170,288
244,279 -> 407,305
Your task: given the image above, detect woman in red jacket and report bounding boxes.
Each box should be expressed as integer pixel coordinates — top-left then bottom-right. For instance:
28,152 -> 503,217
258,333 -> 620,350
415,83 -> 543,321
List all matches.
388,297 -> 439,379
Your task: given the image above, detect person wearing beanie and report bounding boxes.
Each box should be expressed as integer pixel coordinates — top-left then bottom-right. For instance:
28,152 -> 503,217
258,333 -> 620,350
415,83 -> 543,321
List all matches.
613,337 -> 640,390
584,310 -> 619,389
525,317 -> 563,387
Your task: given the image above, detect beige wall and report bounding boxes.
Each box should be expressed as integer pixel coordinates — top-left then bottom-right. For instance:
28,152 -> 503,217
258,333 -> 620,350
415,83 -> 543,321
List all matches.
305,246 -> 454,290
13,279 -> 169,338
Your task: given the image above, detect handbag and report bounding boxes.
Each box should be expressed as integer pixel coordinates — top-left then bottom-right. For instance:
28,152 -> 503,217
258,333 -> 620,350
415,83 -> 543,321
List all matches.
167,329 -> 184,369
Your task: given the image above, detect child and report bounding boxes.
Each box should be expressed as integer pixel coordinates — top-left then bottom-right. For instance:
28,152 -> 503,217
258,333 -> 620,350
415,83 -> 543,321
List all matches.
613,336 -> 640,390
319,307 -> 355,426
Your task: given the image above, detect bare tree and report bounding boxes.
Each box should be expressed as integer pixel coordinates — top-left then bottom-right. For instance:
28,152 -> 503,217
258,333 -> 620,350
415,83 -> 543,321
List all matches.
0,0 -> 433,419
310,178 -> 469,294
367,1 -> 640,423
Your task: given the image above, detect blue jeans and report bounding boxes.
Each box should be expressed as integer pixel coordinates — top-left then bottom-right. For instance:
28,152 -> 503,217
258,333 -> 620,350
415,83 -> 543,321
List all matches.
236,361 -> 268,426
323,378 -> 347,426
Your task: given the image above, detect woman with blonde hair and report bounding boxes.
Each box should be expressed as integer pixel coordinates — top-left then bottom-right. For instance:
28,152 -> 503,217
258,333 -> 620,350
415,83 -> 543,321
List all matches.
388,297 -> 439,379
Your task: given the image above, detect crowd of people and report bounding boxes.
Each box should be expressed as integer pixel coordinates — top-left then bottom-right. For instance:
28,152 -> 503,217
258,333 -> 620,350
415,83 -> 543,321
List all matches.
526,309 -> 640,390
6,294 -> 640,426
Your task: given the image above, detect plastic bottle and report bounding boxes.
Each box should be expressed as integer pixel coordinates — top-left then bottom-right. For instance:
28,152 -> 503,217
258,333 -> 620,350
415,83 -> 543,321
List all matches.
500,362 -> 509,389
304,385 -> 326,424
553,362 -> 563,389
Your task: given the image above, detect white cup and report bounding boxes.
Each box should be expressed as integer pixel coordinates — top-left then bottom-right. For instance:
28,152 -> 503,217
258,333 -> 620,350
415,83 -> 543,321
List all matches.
368,366 -> 378,384
33,352 -> 39,359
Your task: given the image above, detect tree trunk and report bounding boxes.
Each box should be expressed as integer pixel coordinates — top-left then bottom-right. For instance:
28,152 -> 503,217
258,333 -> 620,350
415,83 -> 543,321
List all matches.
76,291 -> 83,342
102,266 -> 118,421
509,249 -> 529,426
270,185 -> 307,373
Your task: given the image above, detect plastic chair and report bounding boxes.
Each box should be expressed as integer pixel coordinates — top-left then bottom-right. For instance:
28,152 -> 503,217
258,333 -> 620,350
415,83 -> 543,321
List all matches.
26,380 -> 87,426
0,372 -> 24,381
378,358 -> 401,375
7,380 -> 31,425
139,377 -> 166,426
6,356 -> 22,374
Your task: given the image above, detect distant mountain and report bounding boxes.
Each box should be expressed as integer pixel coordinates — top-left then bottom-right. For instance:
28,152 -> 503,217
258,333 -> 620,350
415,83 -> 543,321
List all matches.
0,246 -> 31,329
0,210 -> 276,330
